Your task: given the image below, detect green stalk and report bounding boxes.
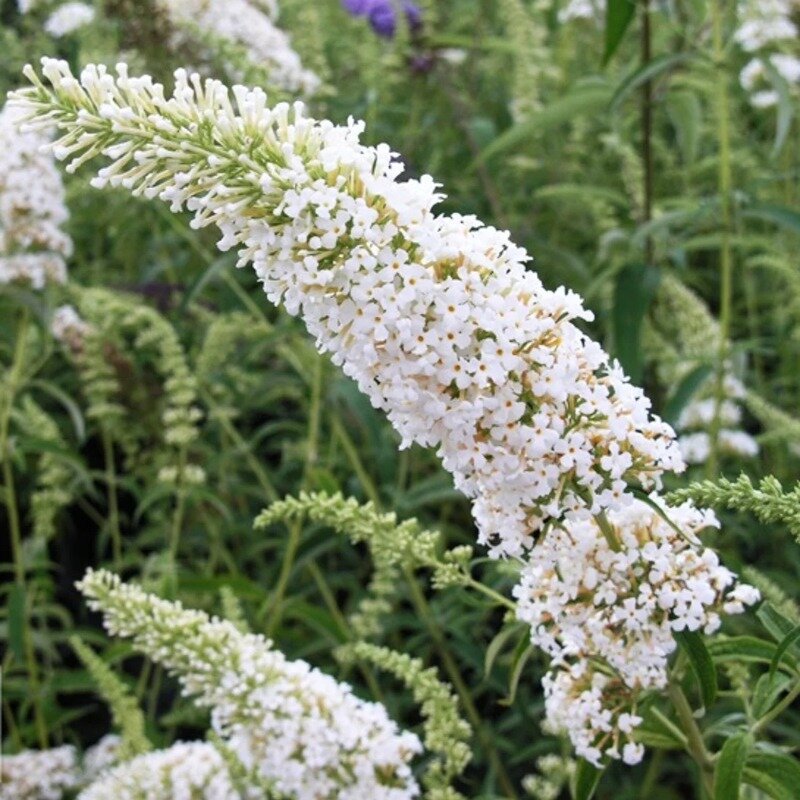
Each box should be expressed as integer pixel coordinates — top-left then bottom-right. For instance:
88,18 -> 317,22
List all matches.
101,428 -> 122,569
707,0 -> 734,478
668,681 -> 714,797
265,355 -> 325,636
0,308 -> 48,748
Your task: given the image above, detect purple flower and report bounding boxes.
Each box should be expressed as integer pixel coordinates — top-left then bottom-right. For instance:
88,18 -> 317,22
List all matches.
342,0 -> 422,38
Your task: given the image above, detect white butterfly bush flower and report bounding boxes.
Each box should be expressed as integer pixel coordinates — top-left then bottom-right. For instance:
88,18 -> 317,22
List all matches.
0,102 -> 72,290
12,60 -> 683,557
0,745 -> 80,800
735,0 -> 798,52
81,735 -> 122,785
676,376 -> 759,465
156,0 -> 319,95
516,500 -> 760,764
44,2 -> 96,38
557,0 -> 604,24
51,303 -> 92,350
79,741 -> 243,800
77,568 -> 423,799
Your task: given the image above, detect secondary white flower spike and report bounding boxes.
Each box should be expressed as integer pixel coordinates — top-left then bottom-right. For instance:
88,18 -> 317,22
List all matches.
13,60 -> 684,557
0,102 -> 72,290
77,569 -> 423,799
44,2 -> 95,38
0,745 -> 80,800
515,499 -> 759,765
156,0 -> 318,95
78,742 -> 241,800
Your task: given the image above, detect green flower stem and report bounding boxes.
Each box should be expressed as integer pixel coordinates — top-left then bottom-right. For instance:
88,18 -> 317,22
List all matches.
404,567 -> 519,800
265,354 -> 325,636
0,307 -> 48,749
708,0 -> 734,478
668,680 -> 714,797
101,428 -> 122,569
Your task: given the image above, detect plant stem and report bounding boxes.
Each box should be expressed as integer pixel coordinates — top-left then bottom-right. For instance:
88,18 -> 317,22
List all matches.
101,428 -> 122,569
265,355 -> 325,636
641,0 -> 654,266
668,681 -> 714,796
404,567 -> 519,799
0,308 -> 48,748
708,0 -> 734,478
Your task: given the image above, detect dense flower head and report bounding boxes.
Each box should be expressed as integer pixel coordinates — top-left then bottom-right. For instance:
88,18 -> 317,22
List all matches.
0,102 -> 71,289
0,745 -> 79,800
79,742 -> 242,800
12,59 -> 684,557
735,0 -> 798,52
515,499 -> 759,692
157,0 -> 319,94
541,662 -> 644,768
676,375 -> 759,465
77,568 -> 423,799
44,2 -> 95,38
515,499 -> 759,766
81,735 -> 122,784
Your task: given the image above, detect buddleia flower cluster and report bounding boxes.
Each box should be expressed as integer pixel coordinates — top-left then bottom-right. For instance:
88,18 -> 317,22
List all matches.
514,499 -> 760,765
11,59 -> 684,559
0,102 -> 71,290
156,0 -> 319,95
557,0 -> 604,24
43,2 -> 96,38
676,375 -> 759,465
77,568 -> 424,799
0,745 -> 79,800
736,0 -> 800,108
79,741 -> 243,800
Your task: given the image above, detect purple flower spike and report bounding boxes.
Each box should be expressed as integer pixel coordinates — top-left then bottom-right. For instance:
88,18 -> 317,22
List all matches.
342,0 -> 422,38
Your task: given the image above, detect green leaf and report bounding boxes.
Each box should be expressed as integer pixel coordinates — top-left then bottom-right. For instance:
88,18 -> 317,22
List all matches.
708,636 -> 779,666
666,89 -> 702,164
769,624 -> 800,681
664,363 -> 714,425
484,623 -> 523,678
571,758 -> 603,800
762,60 -> 794,157
603,0 -> 636,64
743,752 -> 800,800
501,641 -> 534,706
676,630 -> 717,709
610,53 -> 695,115
742,203 -> 800,236
475,82 -> 612,165
752,673 -> 793,720
7,584 -> 26,662
612,262 -> 661,384
714,732 -> 752,800
757,604 -> 800,658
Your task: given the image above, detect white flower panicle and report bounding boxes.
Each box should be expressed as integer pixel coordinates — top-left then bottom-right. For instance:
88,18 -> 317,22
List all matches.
0,102 -> 72,290
12,60 -> 684,557
515,500 -> 759,690
736,0 -> 800,107
81,735 -> 122,784
156,0 -> 319,95
677,375 -> 759,465
78,742 -> 243,800
0,745 -> 80,800
735,0 -> 798,52
541,662 -> 644,768
515,500 -> 760,764
557,0 -> 604,24
52,304 -> 92,350
44,2 -> 96,38
77,569 -> 423,800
